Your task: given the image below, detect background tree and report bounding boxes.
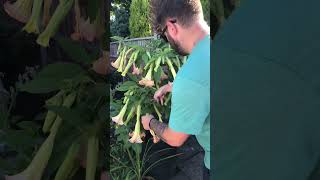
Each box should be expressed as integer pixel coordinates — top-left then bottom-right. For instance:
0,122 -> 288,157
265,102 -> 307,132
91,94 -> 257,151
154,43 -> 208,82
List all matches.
129,0 -> 152,38
110,0 -> 131,38
211,0 -> 240,35
201,0 -> 210,24
110,6 -> 130,38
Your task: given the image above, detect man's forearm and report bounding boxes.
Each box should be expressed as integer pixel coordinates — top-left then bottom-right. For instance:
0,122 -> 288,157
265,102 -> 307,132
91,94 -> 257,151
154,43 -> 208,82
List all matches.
150,118 -> 168,143
149,118 -> 189,147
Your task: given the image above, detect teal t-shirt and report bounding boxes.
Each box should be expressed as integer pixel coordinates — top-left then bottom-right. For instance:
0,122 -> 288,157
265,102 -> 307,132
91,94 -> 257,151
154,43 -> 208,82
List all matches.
169,34 -> 211,169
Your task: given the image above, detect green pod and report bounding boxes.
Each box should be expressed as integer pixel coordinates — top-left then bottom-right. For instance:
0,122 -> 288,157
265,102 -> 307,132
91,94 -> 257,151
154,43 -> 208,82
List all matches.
23,0 -> 43,34
164,92 -> 172,106
174,56 -> 181,69
165,57 -> 177,79
124,105 -> 136,125
153,104 -> 162,122
153,56 -> 162,72
54,142 -> 80,180
36,0 -> 75,47
144,60 -> 153,70
50,92 -> 77,134
121,50 -> 139,77
42,0 -> 53,25
146,51 -> 151,60
111,46 -> 126,69
86,135 -> 99,180
118,47 -> 131,73
42,91 -> 64,133
42,111 -> 57,133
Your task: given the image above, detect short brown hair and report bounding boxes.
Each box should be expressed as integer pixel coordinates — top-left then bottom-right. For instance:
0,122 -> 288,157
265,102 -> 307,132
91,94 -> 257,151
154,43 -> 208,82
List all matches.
150,0 -> 203,34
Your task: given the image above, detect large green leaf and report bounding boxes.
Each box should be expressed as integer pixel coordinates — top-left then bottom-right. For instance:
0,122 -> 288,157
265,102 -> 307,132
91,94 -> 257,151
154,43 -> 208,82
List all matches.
19,63 -> 86,94
153,66 -> 163,84
57,37 -> 93,64
18,77 -> 63,94
116,81 -> 138,92
47,105 -> 92,129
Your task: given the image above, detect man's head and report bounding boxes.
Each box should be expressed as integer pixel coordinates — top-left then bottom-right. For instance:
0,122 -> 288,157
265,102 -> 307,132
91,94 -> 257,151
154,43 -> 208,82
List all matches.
150,0 -> 205,56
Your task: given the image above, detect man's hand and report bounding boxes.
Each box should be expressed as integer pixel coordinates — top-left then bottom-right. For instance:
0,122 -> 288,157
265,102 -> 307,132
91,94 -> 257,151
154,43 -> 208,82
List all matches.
154,82 -> 173,105
141,113 -> 154,131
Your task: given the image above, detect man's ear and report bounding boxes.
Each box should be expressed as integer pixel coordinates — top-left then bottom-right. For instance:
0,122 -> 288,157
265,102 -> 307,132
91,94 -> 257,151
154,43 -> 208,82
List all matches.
166,20 -> 178,37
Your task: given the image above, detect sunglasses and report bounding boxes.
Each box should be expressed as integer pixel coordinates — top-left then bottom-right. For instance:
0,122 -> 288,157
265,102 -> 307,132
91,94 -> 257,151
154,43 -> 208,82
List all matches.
158,19 -> 177,42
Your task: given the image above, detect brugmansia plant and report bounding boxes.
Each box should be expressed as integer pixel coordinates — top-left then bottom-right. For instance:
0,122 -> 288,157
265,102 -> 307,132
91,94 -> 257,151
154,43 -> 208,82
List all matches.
110,37 -> 186,179
111,37 -> 186,145
2,0 -> 108,179
3,0 -> 105,47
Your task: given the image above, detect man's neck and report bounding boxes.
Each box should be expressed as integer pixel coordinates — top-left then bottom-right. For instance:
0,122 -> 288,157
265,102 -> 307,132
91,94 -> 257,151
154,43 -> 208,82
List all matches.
188,19 -> 210,51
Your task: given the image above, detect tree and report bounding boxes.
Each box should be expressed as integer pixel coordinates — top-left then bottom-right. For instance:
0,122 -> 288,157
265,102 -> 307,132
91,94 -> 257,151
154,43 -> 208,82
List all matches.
129,0 -> 152,38
111,6 -> 130,38
211,0 -> 240,35
201,0 -> 210,24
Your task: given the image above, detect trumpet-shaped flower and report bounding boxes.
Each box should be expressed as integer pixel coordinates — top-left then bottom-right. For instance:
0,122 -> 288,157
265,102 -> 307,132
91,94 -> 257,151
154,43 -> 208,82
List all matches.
5,131 -> 55,180
111,47 -> 126,69
79,17 -> 95,42
121,51 -> 139,77
150,130 -> 160,144
129,104 -> 144,143
42,0 -> 52,26
4,92 -> 76,180
124,105 -> 136,125
118,48 -> 134,73
112,100 -> 129,125
92,51 -> 109,75
132,63 -> 141,75
139,64 -> 154,87
4,0 -> 33,23
70,0 -> 81,41
36,0 -> 74,47
23,0 -> 43,34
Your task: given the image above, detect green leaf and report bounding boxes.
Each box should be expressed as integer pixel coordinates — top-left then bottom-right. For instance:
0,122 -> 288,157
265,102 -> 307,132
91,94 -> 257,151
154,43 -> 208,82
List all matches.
19,63 -> 86,94
17,121 -> 40,132
57,37 -> 93,64
1,130 -> 41,152
47,105 -> 92,129
111,36 -> 124,42
18,77 -> 63,94
132,144 -> 142,154
153,67 -> 162,84
90,83 -> 109,97
116,81 -> 137,92
127,74 -> 139,82
142,54 -> 149,64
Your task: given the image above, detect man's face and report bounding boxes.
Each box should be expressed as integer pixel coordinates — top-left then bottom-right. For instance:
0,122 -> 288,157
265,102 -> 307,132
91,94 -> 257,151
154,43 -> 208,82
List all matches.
160,20 -> 190,56
166,32 -> 189,56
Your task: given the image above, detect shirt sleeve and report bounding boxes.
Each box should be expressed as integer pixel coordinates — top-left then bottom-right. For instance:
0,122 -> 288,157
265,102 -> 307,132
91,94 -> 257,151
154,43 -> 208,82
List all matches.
168,77 -> 210,135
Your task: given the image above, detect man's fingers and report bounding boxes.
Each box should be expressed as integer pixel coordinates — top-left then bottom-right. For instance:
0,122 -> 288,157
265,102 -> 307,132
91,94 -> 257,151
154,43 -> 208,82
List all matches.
160,96 -> 164,105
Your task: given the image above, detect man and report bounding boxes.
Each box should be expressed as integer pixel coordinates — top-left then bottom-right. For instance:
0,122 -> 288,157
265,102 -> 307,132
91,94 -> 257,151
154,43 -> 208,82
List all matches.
213,0 -> 320,180
140,0 -> 211,179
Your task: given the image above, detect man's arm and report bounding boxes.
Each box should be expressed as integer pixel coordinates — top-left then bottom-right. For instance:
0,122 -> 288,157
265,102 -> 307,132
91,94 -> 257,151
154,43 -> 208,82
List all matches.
150,118 -> 190,147
141,114 -> 189,147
